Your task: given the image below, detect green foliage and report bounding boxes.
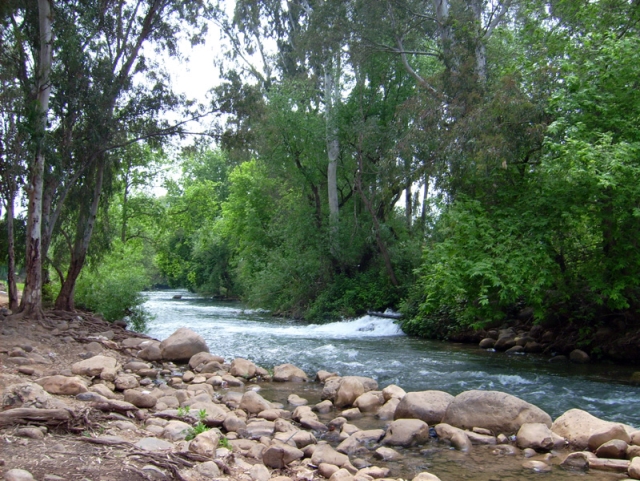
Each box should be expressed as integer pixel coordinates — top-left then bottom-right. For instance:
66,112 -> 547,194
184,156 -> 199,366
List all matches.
73,240 -> 154,331
219,436 -> 232,450
184,421 -> 210,441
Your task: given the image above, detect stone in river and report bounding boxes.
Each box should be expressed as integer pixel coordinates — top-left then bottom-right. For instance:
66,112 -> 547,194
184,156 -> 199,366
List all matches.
382,419 -> 430,447
442,390 -> 551,434
394,391 -> 454,424
273,363 -> 308,382
159,328 -> 209,362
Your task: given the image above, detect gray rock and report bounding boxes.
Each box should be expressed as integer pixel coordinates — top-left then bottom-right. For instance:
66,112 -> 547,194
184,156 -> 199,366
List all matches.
36,375 -> 88,395
124,389 -> 157,408
71,355 -> 118,377
263,443 -> 305,469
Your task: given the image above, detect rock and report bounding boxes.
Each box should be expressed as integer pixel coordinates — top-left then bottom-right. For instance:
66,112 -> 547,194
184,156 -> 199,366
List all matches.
560,451 -> 595,470
358,466 -> 389,479
522,460 -> 552,473
89,383 -> 117,399
114,374 -> 139,391
100,366 -> 118,382
434,423 -> 471,452
382,419 -> 430,447
162,420 -> 192,441
381,384 -> 406,401
189,429 -> 220,457
124,389 -> 157,409
182,371 -> 195,383
4,469 -> 35,481
135,437 -> 174,451
311,444 -> 353,470
394,391 -> 454,424
516,423 -> 556,451
36,375 -> 88,395
249,463 -> 270,481
442,390 -> 551,434
479,338 -> 496,349
341,408 -> 362,420
317,370 -> 338,382
259,408 -> 288,420
188,352 -> 224,370
318,463 -> 341,479
240,390 -> 272,414
549,355 -> 568,363
314,400 -> 334,414
239,420 -> 275,439
595,439 -> 628,459
337,429 -> 385,454
71,355 -> 118,377
322,377 -> 343,400
373,446 -> 402,461
288,394 -> 308,406
335,377 -> 366,408
76,392 -> 108,402
195,461 -> 220,478
223,413 -> 247,432
465,431 -> 497,445
263,443 -> 305,469
506,345 -> 525,354
353,391 -> 384,413
377,398 -> 400,420
159,328 -> 209,362
230,358 -> 257,378
16,427 -> 45,440
329,468 -> 354,481
273,363 -> 308,382
551,408 -> 630,450
138,341 -> 163,361
411,473 -> 441,481
122,337 -> 146,348
629,457 -> 640,478
569,349 -> 590,364
494,336 -> 516,351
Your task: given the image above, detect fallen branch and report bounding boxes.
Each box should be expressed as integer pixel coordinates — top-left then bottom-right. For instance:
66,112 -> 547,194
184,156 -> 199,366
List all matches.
0,408 -> 72,428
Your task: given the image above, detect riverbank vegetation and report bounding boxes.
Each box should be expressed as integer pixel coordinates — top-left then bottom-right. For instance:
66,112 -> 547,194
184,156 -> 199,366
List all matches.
2,1 -> 640,343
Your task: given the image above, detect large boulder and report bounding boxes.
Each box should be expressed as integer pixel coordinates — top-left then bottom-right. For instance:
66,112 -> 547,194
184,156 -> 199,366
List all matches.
230,358 -> 257,379
551,409 -> 631,450
36,375 -> 88,395
71,355 -> 118,377
441,390 -> 551,434
394,391 -> 454,424
382,419 -> 430,447
273,363 -> 308,382
159,328 -> 209,362
240,391 -> 272,414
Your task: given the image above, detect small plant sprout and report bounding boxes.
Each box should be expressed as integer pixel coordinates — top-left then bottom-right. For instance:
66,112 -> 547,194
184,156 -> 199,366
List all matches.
198,409 -> 207,421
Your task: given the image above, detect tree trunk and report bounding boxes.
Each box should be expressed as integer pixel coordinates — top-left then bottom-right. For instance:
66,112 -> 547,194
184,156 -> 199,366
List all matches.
55,160 -> 105,311
19,0 -> 53,318
325,58 -> 341,233
5,195 -> 19,311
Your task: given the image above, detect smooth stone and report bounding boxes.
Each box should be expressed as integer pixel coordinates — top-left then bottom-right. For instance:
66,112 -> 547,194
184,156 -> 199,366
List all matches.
134,438 -> 174,451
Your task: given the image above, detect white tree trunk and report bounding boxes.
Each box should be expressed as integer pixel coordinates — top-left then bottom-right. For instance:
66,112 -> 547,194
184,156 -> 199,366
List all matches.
20,0 -> 53,317
325,57 -> 340,227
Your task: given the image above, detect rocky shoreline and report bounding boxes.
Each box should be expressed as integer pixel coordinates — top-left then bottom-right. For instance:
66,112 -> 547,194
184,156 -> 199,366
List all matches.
1,312 -> 640,481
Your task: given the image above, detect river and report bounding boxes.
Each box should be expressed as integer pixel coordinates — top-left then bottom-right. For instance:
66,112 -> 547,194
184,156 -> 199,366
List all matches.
144,289 -> 639,480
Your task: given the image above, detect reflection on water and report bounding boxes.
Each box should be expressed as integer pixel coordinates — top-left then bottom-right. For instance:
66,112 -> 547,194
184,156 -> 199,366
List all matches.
144,289 -> 640,427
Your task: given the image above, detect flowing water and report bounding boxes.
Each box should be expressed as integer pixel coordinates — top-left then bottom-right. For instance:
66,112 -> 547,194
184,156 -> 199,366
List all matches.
144,290 -> 640,481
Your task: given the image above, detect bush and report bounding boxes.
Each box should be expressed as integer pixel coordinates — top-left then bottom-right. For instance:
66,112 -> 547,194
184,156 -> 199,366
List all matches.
74,241 -> 154,331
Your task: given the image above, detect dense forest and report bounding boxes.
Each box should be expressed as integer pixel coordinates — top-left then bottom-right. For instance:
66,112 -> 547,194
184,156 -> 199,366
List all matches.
1,0 -> 639,340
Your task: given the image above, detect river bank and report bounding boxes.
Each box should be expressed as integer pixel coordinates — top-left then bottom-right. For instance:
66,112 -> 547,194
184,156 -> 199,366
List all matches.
1,304 -> 640,481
